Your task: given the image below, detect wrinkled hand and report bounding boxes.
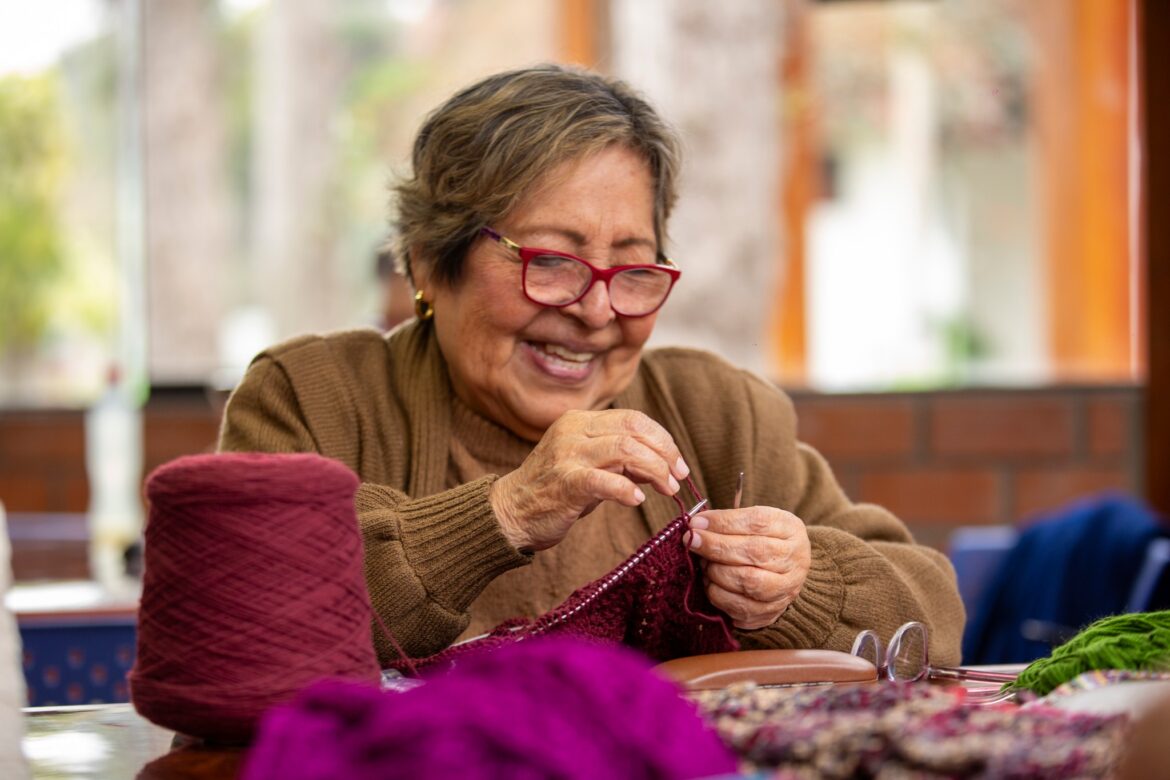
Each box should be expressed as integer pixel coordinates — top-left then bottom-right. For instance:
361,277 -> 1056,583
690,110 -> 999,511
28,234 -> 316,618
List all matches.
490,409 -> 689,552
687,506 -> 811,630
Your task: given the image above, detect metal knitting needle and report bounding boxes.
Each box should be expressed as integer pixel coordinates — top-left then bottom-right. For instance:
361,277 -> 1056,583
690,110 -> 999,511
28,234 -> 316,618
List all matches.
733,471 -> 744,510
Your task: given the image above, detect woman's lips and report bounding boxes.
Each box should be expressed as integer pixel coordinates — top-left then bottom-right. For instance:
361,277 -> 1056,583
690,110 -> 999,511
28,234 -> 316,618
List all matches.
523,340 -> 598,381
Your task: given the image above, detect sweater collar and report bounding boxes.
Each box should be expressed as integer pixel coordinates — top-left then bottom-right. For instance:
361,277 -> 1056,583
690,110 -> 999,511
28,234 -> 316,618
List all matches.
389,320 -> 452,498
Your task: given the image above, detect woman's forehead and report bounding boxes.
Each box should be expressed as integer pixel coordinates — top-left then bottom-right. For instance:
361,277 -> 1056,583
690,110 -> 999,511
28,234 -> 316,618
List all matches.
501,147 -> 657,243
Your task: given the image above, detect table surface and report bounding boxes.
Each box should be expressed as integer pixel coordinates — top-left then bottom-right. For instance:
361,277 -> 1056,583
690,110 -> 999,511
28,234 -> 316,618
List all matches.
16,664 -> 1032,779
23,704 -> 242,780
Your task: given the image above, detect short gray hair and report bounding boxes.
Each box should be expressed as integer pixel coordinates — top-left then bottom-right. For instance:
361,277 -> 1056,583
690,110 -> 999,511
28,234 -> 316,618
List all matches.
393,63 -> 682,287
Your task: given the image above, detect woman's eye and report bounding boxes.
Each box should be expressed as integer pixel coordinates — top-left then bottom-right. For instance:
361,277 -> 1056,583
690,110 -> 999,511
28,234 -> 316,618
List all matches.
529,254 -> 574,269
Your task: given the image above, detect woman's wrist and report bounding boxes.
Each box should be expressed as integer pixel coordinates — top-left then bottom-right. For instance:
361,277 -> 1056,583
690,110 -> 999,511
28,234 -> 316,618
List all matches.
489,475 -> 531,552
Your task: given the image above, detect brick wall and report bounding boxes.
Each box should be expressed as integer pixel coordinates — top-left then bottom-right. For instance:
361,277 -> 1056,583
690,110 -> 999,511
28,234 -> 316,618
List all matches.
788,385 -> 1144,549
0,388 -> 224,515
0,384 -> 1144,558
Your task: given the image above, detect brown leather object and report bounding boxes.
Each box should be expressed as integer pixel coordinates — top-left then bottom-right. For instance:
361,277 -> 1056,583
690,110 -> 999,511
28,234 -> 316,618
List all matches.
654,648 -> 879,690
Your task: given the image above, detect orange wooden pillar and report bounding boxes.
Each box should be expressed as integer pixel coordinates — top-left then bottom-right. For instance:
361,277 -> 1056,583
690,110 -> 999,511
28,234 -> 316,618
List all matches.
1029,0 -> 1136,381
773,0 -> 813,385
558,0 -> 607,69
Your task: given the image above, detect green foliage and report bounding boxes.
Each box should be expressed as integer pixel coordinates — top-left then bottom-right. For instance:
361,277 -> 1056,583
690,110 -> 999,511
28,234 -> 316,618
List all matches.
0,74 -> 68,350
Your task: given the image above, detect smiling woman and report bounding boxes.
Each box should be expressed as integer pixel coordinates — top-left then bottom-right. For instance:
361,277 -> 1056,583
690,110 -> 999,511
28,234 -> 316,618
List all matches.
217,63 -> 966,667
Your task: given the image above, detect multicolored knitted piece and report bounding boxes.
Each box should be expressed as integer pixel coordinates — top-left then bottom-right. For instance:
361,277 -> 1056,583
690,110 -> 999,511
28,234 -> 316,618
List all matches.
391,488 -> 738,674
694,682 -> 1127,778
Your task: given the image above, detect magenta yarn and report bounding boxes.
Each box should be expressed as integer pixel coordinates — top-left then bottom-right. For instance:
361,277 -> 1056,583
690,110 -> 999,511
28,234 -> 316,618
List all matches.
129,452 -> 381,742
241,637 -> 738,780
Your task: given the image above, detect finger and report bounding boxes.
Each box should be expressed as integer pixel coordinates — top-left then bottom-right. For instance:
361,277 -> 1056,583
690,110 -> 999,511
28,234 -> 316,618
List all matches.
686,527 -> 789,570
692,506 -> 803,539
703,561 -> 790,604
581,410 -> 690,480
705,580 -> 787,630
597,434 -> 681,497
566,430 -> 678,498
566,466 -> 647,508
542,414 -> 680,497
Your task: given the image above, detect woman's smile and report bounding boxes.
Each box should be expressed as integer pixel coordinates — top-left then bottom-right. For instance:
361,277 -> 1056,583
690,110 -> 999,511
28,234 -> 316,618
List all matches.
521,340 -> 602,382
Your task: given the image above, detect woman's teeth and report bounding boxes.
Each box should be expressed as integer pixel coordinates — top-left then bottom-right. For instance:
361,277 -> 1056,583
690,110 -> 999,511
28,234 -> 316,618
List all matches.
542,343 -> 594,363
535,341 -> 594,367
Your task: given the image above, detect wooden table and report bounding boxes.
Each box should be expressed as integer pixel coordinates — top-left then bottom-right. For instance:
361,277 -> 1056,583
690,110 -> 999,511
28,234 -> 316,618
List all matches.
23,705 -> 241,779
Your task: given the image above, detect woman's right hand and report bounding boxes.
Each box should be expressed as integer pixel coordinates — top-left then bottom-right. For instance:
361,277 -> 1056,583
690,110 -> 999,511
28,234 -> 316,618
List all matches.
489,409 -> 690,552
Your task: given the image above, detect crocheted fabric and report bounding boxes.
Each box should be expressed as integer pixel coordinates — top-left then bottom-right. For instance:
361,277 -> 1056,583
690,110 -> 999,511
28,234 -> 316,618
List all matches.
693,682 -> 1128,778
392,509 -> 739,675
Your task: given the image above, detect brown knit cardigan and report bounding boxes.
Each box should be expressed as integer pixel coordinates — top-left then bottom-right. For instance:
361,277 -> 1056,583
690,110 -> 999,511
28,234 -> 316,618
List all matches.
218,321 -> 966,665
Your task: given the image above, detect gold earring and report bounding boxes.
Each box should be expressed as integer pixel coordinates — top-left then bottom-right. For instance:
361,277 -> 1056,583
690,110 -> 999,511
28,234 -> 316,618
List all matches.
414,290 -> 434,321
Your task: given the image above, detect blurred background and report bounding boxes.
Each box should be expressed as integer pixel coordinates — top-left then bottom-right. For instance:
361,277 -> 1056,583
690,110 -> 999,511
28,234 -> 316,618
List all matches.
0,0 -> 1166,706
0,0 -> 1142,399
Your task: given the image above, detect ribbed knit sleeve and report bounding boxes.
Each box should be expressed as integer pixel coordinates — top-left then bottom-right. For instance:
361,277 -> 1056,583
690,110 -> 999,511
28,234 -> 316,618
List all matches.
356,477 -> 531,660
217,327 -> 533,662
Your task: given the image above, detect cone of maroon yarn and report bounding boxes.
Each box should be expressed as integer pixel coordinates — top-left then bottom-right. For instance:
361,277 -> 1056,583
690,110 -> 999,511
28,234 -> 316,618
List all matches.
129,452 -> 381,742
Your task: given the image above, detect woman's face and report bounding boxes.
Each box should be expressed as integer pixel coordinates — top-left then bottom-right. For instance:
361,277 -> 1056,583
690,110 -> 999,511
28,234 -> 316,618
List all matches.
423,145 -> 663,441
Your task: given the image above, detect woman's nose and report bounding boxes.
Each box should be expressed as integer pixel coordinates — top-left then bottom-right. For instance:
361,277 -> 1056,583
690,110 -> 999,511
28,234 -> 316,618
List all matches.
567,279 -> 617,328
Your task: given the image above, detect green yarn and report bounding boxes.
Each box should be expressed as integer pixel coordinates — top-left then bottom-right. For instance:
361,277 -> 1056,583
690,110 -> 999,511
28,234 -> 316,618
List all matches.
1012,611 -> 1170,696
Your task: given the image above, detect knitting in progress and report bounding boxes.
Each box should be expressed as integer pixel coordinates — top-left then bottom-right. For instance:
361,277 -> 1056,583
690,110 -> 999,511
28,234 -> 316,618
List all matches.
129,453 -> 382,742
389,478 -> 739,675
241,636 -> 738,780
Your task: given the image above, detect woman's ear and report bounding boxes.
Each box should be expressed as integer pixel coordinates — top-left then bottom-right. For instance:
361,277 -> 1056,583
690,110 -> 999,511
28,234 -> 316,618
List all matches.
408,247 -> 436,320
408,247 -> 430,293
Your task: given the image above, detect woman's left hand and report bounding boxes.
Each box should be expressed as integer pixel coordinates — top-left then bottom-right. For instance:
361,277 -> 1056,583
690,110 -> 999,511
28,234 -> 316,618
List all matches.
686,506 -> 812,630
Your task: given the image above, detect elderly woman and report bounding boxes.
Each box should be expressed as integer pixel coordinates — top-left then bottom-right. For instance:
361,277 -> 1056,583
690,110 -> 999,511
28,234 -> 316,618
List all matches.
219,64 -> 965,665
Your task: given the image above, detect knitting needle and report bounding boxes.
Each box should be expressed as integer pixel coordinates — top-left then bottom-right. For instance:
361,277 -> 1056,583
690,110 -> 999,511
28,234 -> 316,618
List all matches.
733,471 -> 744,510
681,497 -> 709,552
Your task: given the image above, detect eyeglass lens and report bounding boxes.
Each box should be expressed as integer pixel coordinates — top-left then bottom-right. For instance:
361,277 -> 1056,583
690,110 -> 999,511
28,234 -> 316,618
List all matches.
525,253 -> 674,315
850,623 -> 929,682
886,622 -> 929,682
850,630 -> 882,669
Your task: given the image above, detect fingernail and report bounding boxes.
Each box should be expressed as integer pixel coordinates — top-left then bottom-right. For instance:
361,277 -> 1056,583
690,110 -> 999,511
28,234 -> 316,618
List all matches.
668,475 -> 680,493
688,530 -> 702,549
689,514 -> 709,530
675,458 -> 690,478
634,487 -> 646,504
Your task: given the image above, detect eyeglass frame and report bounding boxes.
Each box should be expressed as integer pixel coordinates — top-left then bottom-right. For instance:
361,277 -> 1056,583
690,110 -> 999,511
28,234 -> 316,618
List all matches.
479,226 -> 681,318
851,620 -> 1019,685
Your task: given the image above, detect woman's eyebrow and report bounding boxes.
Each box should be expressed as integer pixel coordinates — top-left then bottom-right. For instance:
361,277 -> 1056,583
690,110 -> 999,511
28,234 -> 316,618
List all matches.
518,225 -> 657,251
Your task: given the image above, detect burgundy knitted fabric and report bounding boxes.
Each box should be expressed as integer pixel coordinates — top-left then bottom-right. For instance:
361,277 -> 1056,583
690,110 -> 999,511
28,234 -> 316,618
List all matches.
393,510 -> 739,674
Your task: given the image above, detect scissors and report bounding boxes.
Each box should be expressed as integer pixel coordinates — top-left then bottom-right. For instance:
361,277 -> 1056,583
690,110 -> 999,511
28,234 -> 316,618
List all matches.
851,621 -> 1018,686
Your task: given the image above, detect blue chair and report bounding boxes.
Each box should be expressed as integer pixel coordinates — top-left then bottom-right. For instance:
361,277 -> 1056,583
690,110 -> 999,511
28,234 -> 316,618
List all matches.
948,525 -> 1019,619
954,493 -> 1170,665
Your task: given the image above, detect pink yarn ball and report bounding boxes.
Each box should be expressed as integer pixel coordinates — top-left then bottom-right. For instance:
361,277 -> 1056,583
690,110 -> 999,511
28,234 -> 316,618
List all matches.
242,637 -> 737,779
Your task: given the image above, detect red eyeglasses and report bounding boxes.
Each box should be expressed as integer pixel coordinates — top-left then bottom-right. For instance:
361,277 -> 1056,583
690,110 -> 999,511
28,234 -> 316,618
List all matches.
481,227 -> 681,317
